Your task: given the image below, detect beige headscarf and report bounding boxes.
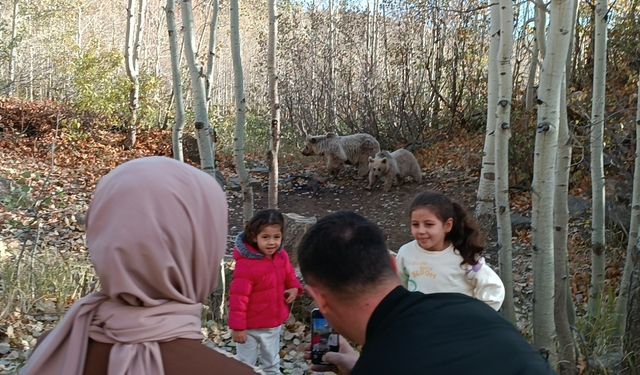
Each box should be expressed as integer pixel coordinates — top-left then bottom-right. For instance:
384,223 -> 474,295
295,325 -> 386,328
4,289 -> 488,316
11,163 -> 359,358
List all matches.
20,156 -> 228,375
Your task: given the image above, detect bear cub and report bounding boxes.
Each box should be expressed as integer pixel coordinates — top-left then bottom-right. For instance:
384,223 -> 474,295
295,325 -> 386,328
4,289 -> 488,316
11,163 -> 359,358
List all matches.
367,149 -> 422,191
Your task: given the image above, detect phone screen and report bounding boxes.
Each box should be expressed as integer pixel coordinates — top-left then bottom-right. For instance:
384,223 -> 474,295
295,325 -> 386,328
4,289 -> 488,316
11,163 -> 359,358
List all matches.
311,308 -> 340,365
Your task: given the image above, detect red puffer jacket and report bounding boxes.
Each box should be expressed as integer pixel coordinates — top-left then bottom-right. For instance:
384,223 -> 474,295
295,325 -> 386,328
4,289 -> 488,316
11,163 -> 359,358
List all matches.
228,233 -> 303,331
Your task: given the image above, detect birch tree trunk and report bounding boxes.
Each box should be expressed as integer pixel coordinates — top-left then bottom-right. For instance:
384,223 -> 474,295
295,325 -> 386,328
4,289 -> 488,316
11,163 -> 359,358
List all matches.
495,0 -> 515,323
230,0 -> 254,221
8,0 -> 19,96
181,0 -> 219,181
554,80 -> 577,375
124,0 -> 147,150
623,236 -> 640,374
267,0 -> 281,209
553,3 -> 578,372
327,0 -> 337,130
166,0 -> 185,162
587,0 -> 608,317
525,0 -> 546,111
475,0 -> 499,226
616,72 -> 640,336
205,0 -> 220,107
531,0 -> 574,361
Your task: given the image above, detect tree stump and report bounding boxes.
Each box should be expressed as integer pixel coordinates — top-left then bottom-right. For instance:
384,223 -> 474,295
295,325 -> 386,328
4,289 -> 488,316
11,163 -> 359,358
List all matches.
283,213 -> 317,267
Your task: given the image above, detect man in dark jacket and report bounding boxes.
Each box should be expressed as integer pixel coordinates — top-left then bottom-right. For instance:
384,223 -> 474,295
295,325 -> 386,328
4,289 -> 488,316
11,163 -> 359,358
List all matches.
297,211 -> 556,375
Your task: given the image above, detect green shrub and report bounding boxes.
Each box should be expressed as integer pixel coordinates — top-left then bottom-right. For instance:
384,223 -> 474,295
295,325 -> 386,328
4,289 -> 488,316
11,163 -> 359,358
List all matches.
70,45 -> 130,127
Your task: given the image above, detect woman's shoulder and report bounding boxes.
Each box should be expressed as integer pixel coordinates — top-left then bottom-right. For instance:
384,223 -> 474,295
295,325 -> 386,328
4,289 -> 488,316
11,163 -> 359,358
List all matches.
161,339 -> 263,374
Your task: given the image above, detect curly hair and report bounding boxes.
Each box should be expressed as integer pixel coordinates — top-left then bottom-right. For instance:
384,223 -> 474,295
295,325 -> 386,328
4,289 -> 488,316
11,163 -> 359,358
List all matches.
409,191 -> 485,266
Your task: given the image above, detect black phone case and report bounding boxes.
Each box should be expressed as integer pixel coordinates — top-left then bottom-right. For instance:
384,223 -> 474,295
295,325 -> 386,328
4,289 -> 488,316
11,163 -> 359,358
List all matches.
310,308 -> 339,365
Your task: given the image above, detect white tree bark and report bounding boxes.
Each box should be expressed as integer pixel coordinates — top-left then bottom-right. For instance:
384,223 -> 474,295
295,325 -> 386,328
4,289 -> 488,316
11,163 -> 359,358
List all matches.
8,0 -> 19,96
230,0 -> 254,222
495,0 -> 515,323
267,0 -> 281,209
181,0 -> 218,180
531,0 -> 574,361
616,71 -> 640,336
327,0 -> 337,130
553,2 -> 578,373
525,0 -> 546,111
165,0 -> 185,162
624,232 -> 640,373
554,79 -> 577,375
587,0 -> 608,317
475,0 -> 499,224
124,0 -> 147,149
205,0 -> 220,106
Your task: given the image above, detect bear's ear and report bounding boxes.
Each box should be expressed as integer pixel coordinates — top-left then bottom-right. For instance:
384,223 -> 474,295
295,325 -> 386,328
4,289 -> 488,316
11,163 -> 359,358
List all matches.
381,158 -> 388,164
368,156 -> 374,162
326,132 -> 337,138
310,137 -> 318,144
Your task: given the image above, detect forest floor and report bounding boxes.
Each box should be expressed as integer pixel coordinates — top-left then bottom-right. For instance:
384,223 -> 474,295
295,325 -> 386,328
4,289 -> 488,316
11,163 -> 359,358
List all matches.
0,98 -> 627,374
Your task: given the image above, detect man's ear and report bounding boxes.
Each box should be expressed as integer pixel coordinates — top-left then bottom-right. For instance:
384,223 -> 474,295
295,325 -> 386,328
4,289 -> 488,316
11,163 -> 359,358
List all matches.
389,254 -> 399,273
306,284 -> 330,314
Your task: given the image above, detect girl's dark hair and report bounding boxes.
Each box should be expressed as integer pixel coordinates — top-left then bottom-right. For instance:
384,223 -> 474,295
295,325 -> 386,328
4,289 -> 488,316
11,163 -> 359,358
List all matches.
244,209 -> 285,248
409,191 -> 485,266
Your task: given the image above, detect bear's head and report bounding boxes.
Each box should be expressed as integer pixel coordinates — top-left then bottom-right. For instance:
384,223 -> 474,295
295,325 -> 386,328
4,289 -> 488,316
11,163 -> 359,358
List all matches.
368,155 -> 390,179
302,135 -> 323,156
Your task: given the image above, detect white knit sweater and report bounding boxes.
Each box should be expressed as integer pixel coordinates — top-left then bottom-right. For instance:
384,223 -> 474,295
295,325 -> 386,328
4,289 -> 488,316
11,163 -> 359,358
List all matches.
396,241 -> 505,311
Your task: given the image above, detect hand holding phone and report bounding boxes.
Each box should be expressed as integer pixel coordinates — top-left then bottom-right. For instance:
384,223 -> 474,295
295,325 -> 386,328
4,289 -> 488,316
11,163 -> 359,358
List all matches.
310,308 -> 340,365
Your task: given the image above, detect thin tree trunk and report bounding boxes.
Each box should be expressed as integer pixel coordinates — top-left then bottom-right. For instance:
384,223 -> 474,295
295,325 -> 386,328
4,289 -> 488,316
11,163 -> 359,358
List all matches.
616,71 -> 640,336
525,43 -> 539,112
206,0 -> 220,107
166,0 -> 185,162
267,0 -> 280,209
525,0 -> 547,111
328,0 -> 337,130
8,0 -> 19,96
124,0 -> 147,150
553,3 -> 579,372
475,0 -> 499,227
525,0 -> 545,112
531,0 -> 574,362
587,0 -> 608,317
554,79 -> 577,375
495,0 -> 515,324
623,225 -> 640,373
181,0 -> 219,182
230,0 -> 254,222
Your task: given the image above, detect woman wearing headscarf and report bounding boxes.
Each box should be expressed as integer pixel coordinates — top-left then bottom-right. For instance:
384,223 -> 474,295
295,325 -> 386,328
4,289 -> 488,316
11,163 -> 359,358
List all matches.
20,156 -> 262,375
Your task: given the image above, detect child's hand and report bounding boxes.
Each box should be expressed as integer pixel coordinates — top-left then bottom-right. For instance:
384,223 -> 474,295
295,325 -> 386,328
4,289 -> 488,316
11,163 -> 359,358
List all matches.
284,288 -> 299,303
232,330 -> 247,343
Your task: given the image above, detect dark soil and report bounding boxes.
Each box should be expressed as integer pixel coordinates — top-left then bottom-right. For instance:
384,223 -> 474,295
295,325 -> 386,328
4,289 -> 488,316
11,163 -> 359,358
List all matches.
226,159 -> 481,254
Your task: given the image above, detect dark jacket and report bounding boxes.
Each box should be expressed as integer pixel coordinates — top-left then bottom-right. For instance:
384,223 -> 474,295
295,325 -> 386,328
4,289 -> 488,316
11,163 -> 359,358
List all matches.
352,286 -> 557,375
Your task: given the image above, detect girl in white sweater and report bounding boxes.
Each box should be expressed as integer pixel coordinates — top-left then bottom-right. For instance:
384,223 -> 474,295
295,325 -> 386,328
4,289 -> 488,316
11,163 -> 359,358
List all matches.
396,191 -> 505,310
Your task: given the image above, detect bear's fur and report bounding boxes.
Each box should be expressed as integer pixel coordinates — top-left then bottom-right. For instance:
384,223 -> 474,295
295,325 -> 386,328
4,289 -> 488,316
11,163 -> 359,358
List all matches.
366,149 -> 422,191
301,133 -> 381,179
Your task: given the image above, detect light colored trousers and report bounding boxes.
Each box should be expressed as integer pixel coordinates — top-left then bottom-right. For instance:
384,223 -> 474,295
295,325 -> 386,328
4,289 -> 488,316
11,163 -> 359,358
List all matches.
235,326 -> 282,375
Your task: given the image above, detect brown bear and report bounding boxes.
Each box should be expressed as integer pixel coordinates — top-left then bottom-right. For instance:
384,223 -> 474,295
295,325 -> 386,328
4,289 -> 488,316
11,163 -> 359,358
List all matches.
301,132 -> 380,179
366,149 -> 422,191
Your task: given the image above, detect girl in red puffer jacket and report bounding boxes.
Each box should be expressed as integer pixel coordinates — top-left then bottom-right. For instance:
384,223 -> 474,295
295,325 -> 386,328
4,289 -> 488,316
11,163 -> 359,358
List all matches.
229,209 -> 303,374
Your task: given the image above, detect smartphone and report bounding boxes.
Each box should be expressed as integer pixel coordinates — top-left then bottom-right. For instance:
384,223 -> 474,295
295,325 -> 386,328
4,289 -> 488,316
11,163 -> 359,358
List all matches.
310,308 -> 340,365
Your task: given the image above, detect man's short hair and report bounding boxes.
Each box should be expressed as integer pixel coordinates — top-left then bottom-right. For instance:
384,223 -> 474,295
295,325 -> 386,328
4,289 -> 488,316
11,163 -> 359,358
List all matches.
297,211 -> 396,296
